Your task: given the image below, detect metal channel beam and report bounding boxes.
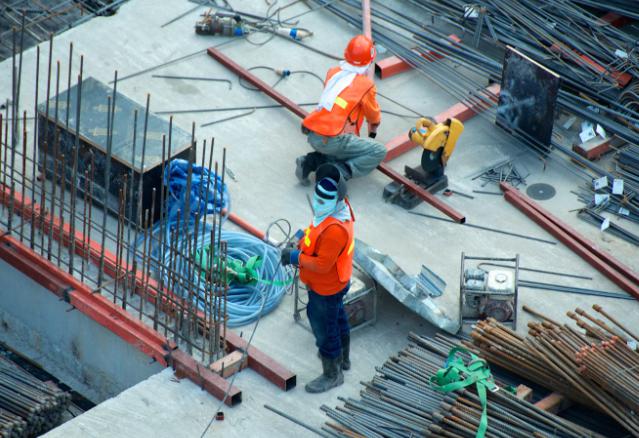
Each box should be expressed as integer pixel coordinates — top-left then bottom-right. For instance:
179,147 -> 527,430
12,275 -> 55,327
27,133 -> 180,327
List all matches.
207,47 -> 466,223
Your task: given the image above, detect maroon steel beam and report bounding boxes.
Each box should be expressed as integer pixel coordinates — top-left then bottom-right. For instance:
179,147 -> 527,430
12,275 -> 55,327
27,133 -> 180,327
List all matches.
501,182 -> 639,286
500,183 -> 639,299
225,330 -> 296,391
207,48 -> 307,119
377,163 -> 465,223
207,47 -> 466,223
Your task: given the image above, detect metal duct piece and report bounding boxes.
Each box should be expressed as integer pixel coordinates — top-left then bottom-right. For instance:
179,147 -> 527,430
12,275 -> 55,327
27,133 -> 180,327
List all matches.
353,239 -> 458,333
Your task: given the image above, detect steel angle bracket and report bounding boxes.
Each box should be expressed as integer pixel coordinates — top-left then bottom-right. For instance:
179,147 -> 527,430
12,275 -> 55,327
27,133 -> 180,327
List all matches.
353,239 -> 458,333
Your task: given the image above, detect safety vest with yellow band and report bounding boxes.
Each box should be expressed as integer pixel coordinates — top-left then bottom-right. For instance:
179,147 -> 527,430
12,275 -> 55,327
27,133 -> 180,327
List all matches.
299,202 -> 355,289
302,67 -> 374,137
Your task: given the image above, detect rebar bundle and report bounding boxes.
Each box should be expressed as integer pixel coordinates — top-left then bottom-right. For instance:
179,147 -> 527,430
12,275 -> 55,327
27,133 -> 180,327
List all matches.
467,305 -> 639,436
0,356 -> 70,437
320,333 -> 601,438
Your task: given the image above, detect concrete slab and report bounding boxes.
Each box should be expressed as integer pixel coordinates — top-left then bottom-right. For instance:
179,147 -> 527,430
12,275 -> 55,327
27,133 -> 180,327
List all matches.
1,0 -> 638,435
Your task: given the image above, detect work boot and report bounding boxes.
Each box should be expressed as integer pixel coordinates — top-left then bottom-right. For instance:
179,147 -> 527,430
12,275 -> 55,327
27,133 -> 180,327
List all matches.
341,335 -> 351,371
305,354 -> 344,393
295,156 -> 311,186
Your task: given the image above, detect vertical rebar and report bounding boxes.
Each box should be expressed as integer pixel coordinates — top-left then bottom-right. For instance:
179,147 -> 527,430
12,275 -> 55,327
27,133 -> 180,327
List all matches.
29,45 -> 40,249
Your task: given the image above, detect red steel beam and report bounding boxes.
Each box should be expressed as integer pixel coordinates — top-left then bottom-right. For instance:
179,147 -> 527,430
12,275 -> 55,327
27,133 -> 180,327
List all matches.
0,186 -> 295,393
225,330 -> 296,391
375,35 -> 461,80
500,183 -> 639,298
207,47 -> 465,223
501,183 -> 639,286
207,48 -> 307,119
377,163 -> 465,223
384,82 -> 501,162
600,12 -> 632,28
0,234 -> 242,405
549,43 -> 632,87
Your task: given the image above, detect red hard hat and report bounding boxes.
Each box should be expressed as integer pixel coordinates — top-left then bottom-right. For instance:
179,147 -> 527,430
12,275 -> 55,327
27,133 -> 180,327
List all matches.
344,35 -> 376,66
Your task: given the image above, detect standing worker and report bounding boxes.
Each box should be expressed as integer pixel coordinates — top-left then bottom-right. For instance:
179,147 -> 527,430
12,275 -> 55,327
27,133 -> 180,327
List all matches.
281,164 -> 355,393
296,35 -> 387,185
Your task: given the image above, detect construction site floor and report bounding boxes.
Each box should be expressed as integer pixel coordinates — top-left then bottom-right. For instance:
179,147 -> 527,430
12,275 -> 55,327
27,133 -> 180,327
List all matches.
1,0 -> 638,436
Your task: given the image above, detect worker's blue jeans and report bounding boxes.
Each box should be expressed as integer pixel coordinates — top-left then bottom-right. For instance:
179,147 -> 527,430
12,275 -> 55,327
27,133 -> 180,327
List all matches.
306,285 -> 350,359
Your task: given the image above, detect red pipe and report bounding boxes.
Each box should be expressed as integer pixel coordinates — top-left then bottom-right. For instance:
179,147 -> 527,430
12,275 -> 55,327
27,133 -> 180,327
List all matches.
362,0 -> 373,80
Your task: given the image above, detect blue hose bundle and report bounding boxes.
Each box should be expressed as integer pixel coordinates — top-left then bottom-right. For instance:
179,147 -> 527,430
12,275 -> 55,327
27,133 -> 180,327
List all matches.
164,159 -> 229,221
144,159 -> 290,327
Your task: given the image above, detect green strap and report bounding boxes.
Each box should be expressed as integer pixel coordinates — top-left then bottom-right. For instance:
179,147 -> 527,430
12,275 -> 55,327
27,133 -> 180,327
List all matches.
430,346 -> 498,438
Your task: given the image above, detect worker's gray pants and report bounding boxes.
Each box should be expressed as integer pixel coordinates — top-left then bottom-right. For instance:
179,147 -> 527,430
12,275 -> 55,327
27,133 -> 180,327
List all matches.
307,132 -> 387,178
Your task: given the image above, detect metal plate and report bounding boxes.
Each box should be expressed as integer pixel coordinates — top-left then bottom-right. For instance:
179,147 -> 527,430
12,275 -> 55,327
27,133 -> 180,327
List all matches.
526,183 -> 556,200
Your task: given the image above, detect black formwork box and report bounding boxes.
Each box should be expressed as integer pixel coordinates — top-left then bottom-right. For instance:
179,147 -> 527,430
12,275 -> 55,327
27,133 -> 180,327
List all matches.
37,77 -> 193,225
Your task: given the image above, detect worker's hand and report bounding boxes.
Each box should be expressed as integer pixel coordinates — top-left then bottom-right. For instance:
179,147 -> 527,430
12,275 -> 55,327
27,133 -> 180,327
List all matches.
368,123 -> 379,139
280,248 -> 301,266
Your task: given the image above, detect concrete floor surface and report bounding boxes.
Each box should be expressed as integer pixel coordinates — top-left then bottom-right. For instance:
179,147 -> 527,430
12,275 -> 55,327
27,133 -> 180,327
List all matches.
1,0 -> 637,436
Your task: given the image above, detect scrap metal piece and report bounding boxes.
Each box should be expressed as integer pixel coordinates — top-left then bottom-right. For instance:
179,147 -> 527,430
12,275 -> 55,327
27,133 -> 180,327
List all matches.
353,239 -> 458,333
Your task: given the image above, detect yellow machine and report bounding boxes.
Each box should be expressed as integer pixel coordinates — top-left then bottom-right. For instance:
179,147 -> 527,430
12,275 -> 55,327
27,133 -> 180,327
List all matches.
409,117 -> 464,166
384,117 -> 464,209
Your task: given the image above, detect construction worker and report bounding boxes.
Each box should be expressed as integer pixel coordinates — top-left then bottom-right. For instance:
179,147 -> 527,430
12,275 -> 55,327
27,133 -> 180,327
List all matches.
296,34 -> 386,184
281,164 -> 355,393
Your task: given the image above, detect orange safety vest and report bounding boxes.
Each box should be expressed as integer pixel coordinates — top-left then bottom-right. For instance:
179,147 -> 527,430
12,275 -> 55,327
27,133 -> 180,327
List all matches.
302,67 -> 374,137
300,201 -> 355,287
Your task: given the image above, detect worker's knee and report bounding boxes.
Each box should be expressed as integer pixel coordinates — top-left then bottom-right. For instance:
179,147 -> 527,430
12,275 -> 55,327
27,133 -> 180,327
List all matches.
371,141 -> 387,162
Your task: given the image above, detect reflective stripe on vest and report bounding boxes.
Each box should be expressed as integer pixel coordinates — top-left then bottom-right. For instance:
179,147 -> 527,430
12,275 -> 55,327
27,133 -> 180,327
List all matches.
300,199 -> 355,284
302,67 -> 374,137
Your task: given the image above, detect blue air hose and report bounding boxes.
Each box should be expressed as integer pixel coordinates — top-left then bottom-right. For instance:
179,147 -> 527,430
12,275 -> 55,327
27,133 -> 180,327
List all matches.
143,159 -> 290,327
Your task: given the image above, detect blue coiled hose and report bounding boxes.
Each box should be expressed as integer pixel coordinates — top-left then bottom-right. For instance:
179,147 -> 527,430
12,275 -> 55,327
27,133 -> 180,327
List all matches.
144,160 -> 290,327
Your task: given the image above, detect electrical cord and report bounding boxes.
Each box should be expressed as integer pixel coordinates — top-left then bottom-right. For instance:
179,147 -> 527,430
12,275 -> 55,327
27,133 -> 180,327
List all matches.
238,65 -> 325,92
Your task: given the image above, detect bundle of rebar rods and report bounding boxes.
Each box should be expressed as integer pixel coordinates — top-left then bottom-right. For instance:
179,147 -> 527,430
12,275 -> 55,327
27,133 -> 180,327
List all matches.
466,304 -> 639,435
0,356 -> 70,437
321,332 -> 601,438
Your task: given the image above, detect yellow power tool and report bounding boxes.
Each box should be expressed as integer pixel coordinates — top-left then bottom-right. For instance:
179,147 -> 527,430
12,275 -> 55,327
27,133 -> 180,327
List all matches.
383,117 -> 464,209
409,117 -> 464,166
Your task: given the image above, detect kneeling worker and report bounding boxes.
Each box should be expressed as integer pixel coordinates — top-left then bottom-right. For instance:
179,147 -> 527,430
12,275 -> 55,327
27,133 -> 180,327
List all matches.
296,35 -> 387,184
281,164 -> 354,393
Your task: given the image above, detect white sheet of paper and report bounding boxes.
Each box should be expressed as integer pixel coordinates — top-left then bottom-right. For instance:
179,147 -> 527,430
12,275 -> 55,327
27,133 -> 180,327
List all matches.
579,125 -> 596,143
600,218 -> 610,231
612,179 -> 624,195
595,124 -> 607,139
594,194 -> 610,206
593,176 -> 608,190
615,49 -> 629,59
619,207 -> 630,216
